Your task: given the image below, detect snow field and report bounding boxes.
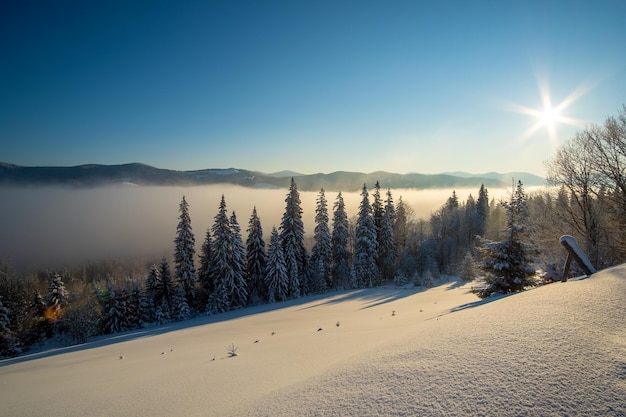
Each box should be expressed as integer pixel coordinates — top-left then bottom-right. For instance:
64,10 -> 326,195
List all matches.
1,265 -> 625,417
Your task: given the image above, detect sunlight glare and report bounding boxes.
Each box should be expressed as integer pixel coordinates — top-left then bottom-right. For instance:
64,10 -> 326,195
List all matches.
499,69 -> 593,148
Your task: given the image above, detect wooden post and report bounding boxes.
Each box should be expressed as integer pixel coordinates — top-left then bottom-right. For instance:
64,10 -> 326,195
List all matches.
562,254 -> 572,282
559,235 -> 596,281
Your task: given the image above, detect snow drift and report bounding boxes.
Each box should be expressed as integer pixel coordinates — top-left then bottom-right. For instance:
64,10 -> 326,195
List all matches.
1,264 -> 624,417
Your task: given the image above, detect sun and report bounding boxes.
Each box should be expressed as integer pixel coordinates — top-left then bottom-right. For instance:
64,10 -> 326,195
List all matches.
500,71 -> 591,147
538,105 -> 562,128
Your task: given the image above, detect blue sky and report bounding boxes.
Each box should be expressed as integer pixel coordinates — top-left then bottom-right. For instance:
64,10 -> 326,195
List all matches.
1,0 -> 624,176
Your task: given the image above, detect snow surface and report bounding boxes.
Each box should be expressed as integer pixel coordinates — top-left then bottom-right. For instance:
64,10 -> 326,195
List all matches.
1,265 -> 625,417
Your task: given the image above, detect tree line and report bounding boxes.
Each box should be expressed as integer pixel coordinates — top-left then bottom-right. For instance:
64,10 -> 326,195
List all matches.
1,106 -> 624,357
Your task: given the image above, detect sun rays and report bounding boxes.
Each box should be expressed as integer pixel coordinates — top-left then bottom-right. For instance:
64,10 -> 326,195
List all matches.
501,71 -> 594,147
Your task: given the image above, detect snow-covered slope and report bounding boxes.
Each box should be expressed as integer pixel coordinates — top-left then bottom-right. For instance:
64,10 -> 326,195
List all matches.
1,265 -> 624,417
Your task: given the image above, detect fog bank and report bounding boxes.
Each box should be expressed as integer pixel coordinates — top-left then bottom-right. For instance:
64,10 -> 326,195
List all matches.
0,185 -> 509,269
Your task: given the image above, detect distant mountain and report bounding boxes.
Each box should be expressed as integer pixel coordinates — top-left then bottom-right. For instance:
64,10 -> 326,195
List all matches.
0,162 -> 543,191
442,171 -> 546,187
262,170 -> 305,178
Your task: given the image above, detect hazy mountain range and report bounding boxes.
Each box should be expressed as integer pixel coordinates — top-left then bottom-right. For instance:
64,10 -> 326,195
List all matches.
0,162 -> 545,191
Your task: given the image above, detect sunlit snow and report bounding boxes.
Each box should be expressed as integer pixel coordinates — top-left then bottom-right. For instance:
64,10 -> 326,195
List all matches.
1,264 -> 624,416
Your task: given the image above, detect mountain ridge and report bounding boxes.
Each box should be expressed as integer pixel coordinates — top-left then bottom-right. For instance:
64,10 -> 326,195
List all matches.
0,162 -> 545,191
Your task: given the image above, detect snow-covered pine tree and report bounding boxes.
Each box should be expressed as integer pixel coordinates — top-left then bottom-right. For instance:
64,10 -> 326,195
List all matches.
311,188 -> 332,291
154,305 -> 169,325
171,287 -> 191,321
372,181 -> 384,270
394,196 -> 409,255
331,192 -> 351,289
280,178 -> 306,297
198,227 -> 214,305
145,264 -> 160,316
128,284 -> 147,328
138,283 -> 152,324
459,251 -> 478,281
207,195 -> 233,313
246,207 -> 266,304
476,184 -> 489,237
46,273 -> 68,323
174,195 -> 197,309
157,258 -> 176,317
47,272 -> 68,310
354,184 -> 380,287
228,212 -> 249,309
378,189 -> 397,282
102,285 -> 131,334
0,297 -> 21,357
265,227 -> 289,303
478,180 -> 536,298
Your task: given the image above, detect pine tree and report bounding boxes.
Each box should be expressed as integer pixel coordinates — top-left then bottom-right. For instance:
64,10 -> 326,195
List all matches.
46,273 -> 68,323
378,189 -> 397,282
102,285 -> 131,334
171,287 -> 191,321
459,251 -> 478,281
394,196 -> 409,254
354,184 -> 379,287
311,188 -> 332,291
174,195 -> 197,309
372,181 -> 384,248
476,184 -> 489,237
198,228 -> 214,302
156,258 -> 176,317
208,195 -> 232,313
0,298 -> 21,357
246,207 -> 267,304
145,264 -> 160,314
265,227 -> 289,303
228,211 -> 249,309
478,181 -> 536,297
280,178 -> 306,297
331,192 -> 351,288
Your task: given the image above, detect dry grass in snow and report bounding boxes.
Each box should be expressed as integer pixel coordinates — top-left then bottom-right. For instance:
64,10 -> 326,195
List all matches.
1,264 -> 625,417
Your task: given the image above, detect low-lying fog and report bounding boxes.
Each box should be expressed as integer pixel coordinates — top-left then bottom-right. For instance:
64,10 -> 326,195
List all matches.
0,184 -> 510,270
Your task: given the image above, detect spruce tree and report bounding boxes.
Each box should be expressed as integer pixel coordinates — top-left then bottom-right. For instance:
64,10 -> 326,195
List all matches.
246,207 -> 267,303
47,273 -> 68,310
378,189 -> 397,282
103,285 -> 131,334
354,184 -> 379,287
145,264 -> 160,314
280,178 -> 306,297
171,287 -> 191,321
174,195 -> 197,308
156,258 -> 176,318
478,181 -> 536,297
208,195 -> 233,313
265,227 -> 289,302
331,192 -> 351,289
198,228 -> 214,299
46,273 -> 68,322
0,298 -> 21,357
394,196 -> 408,254
372,181 -> 384,250
459,251 -> 478,281
311,188 -> 332,291
476,184 -> 489,237
228,212 -> 249,309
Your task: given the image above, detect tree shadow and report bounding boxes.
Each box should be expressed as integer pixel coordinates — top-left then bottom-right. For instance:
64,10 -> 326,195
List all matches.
298,285 -> 430,311
0,294 -> 331,367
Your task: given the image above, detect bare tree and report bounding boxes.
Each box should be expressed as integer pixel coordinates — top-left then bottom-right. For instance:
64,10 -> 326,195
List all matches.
545,106 -> 626,266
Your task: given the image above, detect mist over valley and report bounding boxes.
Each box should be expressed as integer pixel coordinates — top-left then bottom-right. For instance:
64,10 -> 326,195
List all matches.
0,183 -> 513,269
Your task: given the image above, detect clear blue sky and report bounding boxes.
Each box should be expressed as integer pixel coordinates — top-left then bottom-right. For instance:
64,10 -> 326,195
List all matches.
1,0 -> 624,176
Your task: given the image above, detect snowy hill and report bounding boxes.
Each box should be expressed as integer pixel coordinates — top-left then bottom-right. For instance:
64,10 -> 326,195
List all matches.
1,264 -> 624,416
0,162 -> 524,191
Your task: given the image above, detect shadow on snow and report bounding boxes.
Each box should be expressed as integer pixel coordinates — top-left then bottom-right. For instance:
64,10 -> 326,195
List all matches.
1,278 -> 468,367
